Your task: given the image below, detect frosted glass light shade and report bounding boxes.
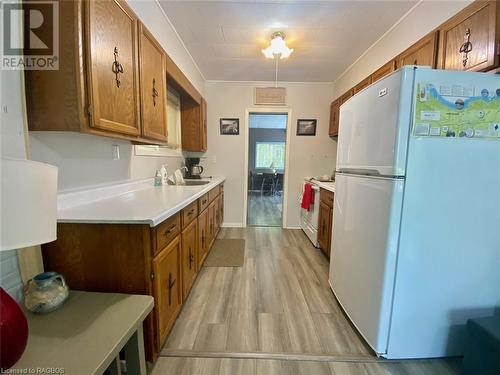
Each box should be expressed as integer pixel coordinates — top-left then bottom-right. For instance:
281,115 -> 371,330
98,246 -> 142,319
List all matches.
0,158 -> 58,251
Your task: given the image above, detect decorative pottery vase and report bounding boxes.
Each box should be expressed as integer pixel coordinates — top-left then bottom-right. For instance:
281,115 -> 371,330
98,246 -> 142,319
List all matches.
24,272 -> 69,313
0,287 -> 28,368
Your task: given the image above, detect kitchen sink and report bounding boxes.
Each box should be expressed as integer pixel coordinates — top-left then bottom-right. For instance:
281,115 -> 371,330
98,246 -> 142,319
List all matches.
183,180 -> 210,186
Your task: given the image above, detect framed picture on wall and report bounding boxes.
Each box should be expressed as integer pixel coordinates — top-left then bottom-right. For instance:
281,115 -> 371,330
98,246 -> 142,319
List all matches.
220,118 -> 240,135
296,119 -> 317,136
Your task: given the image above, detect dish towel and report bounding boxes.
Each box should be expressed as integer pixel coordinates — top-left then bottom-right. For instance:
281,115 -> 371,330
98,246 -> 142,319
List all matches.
301,183 -> 314,211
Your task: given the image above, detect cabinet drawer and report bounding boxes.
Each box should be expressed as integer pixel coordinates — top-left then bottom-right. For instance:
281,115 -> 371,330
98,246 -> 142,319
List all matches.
208,186 -> 220,203
154,212 -> 180,256
320,188 -> 334,208
198,193 -> 209,213
181,201 -> 198,229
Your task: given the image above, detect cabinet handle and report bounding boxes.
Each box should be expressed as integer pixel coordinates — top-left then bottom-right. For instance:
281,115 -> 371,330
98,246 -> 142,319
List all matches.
188,209 -> 195,216
164,224 -> 176,235
167,272 -> 176,306
459,28 -> 473,67
188,247 -> 194,269
152,78 -> 159,106
111,47 -> 124,88
202,199 -> 207,204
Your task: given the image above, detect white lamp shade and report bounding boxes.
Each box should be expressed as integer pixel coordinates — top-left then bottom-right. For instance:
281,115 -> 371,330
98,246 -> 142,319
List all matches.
1,158 -> 58,251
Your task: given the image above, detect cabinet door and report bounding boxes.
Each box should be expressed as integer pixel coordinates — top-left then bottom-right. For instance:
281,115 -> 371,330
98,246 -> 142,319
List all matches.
86,0 -> 141,136
219,193 -> 224,226
397,31 -> 439,69
371,60 -> 396,83
197,209 -> 209,266
207,202 -> 216,248
153,235 -> 182,350
214,195 -> 221,234
181,219 -> 198,300
439,1 -> 498,72
329,99 -> 340,137
201,98 -> 208,151
139,24 -> 167,142
353,76 -> 372,95
318,201 -> 332,258
181,99 -> 206,152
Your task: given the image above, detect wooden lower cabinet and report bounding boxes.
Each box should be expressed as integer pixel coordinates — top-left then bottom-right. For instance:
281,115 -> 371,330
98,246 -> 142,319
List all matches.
41,182 -> 225,364
197,208 -> 209,266
318,188 -> 334,259
219,193 -> 224,225
153,235 -> 181,349
207,201 -> 216,248
318,201 -> 332,258
181,219 -> 198,300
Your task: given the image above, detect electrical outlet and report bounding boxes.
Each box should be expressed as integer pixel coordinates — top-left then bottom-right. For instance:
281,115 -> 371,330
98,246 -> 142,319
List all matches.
212,155 -> 217,163
112,145 -> 120,160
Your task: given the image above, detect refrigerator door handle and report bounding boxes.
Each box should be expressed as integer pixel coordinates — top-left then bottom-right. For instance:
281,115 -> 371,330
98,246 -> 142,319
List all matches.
336,170 -> 405,180
337,168 -> 382,176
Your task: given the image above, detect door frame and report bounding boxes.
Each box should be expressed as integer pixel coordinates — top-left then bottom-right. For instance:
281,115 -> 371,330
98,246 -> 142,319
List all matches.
243,107 -> 292,228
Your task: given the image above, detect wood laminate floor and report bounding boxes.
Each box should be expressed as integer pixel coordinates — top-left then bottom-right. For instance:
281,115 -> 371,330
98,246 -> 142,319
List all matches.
247,195 -> 283,227
153,228 -> 461,375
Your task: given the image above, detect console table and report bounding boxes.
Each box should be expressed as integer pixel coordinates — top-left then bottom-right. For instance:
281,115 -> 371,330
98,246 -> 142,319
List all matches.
13,291 -> 153,375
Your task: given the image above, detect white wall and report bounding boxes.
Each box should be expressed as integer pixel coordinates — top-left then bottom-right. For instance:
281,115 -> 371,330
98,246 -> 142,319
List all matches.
127,0 -> 204,95
200,81 -> 337,228
0,66 -> 26,300
30,0 -> 204,192
333,0 -> 473,97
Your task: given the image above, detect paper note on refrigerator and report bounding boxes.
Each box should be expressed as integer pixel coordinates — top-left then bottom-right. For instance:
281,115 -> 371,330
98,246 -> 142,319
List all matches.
413,83 -> 500,139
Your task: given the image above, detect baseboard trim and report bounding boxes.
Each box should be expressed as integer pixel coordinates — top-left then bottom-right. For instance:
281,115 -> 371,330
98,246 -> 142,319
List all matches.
220,222 -> 244,228
159,349 -> 385,364
285,226 -> 301,230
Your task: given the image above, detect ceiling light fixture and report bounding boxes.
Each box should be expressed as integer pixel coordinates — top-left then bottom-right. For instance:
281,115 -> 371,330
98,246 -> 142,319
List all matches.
262,31 -> 294,59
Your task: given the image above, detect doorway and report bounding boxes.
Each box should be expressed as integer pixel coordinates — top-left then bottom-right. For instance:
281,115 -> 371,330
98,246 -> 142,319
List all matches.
246,112 -> 288,227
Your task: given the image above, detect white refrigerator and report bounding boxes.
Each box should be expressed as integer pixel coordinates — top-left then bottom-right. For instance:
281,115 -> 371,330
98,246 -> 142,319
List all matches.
329,66 -> 500,359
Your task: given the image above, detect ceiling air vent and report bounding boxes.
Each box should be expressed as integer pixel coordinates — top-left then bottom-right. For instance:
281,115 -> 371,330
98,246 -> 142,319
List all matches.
254,87 -> 286,106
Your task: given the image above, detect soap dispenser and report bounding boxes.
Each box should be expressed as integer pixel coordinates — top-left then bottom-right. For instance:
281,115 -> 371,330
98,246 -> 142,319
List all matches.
160,164 -> 168,186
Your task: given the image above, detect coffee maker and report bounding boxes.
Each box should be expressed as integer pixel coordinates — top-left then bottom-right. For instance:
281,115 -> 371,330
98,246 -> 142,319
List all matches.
185,157 -> 204,179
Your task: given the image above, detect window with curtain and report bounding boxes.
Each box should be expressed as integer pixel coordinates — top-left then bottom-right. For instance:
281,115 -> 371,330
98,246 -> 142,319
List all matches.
255,142 -> 285,169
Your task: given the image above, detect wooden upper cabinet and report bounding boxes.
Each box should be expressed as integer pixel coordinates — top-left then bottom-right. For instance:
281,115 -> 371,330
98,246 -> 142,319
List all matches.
201,98 -> 208,151
86,0 -> 141,136
397,31 -> 439,69
139,23 -> 168,142
371,60 -> 396,83
181,97 -> 207,152
438,1 -> 499,72
329,99 -> 340,137
353,76 -> 372,94
339,89 -> 353,105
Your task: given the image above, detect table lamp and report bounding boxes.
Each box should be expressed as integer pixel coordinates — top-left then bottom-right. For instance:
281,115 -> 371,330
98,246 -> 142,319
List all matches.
0,158 -> 57,369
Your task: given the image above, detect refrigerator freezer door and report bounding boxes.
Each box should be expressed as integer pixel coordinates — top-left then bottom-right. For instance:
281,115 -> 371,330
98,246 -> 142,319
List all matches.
329,173 -> 404,355
337,67 -> 417,177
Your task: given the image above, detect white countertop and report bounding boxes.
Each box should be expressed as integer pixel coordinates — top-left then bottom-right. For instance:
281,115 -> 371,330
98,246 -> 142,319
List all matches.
57,177 -> 225,227
312,180 -> 335,193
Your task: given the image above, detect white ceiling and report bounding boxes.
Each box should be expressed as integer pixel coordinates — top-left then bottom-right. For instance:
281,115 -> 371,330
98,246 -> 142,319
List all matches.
158,0 -> 417,82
